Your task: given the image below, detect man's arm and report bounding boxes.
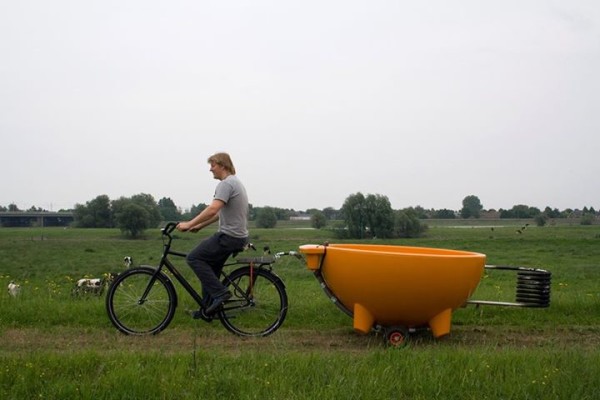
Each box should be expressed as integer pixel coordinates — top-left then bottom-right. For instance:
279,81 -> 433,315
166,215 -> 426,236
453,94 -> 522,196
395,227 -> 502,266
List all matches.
177,199 -> 225,232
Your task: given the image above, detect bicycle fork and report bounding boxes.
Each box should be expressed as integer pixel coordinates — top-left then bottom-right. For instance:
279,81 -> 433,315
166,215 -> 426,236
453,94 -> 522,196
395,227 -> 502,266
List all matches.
137,266 -> 166,305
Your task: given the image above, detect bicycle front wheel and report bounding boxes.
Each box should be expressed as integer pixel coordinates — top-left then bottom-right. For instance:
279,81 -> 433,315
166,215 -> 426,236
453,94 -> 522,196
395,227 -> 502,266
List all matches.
106,267 -> 177,335
219,267 -> 288,337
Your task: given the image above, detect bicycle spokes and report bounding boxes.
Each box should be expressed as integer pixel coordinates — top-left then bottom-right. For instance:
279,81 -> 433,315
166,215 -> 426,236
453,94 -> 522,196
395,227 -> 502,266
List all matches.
218,267 -> 288,337
106,268 -> 177,335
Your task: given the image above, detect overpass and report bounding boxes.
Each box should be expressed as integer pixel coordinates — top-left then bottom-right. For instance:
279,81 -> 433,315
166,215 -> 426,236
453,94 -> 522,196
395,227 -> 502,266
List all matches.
0,211 -> 74,227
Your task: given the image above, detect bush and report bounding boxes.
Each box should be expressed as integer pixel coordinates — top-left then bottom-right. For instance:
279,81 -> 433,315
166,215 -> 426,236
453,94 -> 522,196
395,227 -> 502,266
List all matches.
580,214 -> 594,226
311,211 -> 327,229
534,214 -> 548,227
115,203 -> 150,237
256,207 -> 277,228
394,209 -> 427,238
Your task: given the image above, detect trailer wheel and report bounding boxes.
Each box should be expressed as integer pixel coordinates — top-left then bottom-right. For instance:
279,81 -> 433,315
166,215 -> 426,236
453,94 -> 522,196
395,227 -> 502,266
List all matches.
385,326 -> 409,347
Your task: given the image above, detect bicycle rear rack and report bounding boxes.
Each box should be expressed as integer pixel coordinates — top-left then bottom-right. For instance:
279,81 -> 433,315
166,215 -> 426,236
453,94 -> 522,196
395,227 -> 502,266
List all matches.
467,265 -> 552,308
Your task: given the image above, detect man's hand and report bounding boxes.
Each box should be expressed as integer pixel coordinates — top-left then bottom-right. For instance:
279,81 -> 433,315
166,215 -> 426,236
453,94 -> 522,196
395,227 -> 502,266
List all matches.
176,221 -> 192,232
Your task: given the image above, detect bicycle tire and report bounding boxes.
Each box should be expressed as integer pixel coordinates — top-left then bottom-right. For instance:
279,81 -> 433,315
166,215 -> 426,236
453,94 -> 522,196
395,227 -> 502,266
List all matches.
218,267 -> 288,337
105,266 -> 177,335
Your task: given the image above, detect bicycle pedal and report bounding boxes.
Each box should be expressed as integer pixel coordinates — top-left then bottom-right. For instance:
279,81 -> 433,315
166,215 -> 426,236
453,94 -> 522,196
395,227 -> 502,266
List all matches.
189,309 -> 214,322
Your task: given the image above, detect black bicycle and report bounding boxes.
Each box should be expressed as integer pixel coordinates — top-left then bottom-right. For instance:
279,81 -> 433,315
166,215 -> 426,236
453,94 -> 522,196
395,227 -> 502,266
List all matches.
106,222 -> 298,337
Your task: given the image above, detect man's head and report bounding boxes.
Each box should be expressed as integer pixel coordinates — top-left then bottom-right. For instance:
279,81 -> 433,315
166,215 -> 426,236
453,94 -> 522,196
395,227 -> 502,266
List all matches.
208,152 -> 236,179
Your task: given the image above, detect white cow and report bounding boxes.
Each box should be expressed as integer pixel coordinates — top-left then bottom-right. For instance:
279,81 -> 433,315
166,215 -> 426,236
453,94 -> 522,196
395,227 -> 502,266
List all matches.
7,281 -> 21,297
123,256 -> 133,268
73,273 -> 116,296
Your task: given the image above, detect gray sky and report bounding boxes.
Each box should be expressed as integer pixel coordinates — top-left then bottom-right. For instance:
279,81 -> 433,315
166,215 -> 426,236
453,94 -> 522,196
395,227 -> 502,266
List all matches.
1,0 -> 599,213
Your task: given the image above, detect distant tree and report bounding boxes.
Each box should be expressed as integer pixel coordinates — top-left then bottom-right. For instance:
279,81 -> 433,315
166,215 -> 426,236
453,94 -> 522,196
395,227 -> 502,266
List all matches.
411,205 -> 429,219
115,203 -> 150,237
273,207 -> 295,220
511,204 -> 531,218
364,194 -> 395,238
73,195 -> 112,228
340,193 -> 395,238
73,204 -> 87,227
433,208 -> 456,219
582,206 -> 596,216
310,211 -> 327,229
0,205 -> 7,212
561,208 -> 574,218
130,193 -> 162,228
543,207 -> 561,219
110,193 -> 160,237
110,197 -> 129,222
158,197 -> 182,222
500,205 -> 541,219
252,206 -> 294,222
256,207 -> 277,228
340,192 -> 367,238
322,207 -> 339,220
534,214 -> 548,227
460,195 -> 483,219
394,208 -> 427,238
8,203 -> 20,212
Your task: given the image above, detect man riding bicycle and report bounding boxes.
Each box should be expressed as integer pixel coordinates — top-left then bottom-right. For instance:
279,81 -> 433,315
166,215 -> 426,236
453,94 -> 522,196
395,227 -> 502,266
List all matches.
177,152 -> 249,315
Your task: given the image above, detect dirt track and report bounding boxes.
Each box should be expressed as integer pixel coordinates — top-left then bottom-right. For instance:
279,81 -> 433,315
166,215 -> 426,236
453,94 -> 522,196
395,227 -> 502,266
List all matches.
3,325 -> 599,355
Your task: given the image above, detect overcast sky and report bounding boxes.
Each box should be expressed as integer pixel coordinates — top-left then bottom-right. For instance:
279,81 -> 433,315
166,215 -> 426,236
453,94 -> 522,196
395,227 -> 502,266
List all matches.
1,0 -> 599,213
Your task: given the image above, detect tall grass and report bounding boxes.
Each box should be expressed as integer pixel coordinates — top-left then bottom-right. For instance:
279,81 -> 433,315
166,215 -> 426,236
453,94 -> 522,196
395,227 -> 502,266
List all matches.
1,224 -> 599,399
3,346 -> 599,399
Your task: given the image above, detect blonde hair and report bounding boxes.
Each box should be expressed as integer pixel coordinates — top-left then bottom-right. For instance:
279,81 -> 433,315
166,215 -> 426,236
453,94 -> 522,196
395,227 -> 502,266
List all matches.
207,152 -> 236,175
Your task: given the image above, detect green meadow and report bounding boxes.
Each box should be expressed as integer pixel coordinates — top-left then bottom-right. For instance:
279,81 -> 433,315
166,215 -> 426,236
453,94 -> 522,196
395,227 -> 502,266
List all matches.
1,222 -> 599,399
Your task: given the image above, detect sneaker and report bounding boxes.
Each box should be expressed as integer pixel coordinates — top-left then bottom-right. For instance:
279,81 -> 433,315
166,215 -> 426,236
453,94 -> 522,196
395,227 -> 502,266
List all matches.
204,291 -> 232,314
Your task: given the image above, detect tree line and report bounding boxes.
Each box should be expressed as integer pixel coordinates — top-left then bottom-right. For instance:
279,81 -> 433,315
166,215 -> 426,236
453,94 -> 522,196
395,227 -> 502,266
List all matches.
1,193 -> 597,238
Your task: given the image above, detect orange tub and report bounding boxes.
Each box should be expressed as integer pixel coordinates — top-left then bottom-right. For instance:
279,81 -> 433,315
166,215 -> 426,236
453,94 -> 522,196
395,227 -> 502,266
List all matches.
299,243 -> 486,338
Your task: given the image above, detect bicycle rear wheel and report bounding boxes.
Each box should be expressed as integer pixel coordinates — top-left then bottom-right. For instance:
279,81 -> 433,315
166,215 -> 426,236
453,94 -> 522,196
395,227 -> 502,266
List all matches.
218,267 -> 288,337
106,267 -> 177,335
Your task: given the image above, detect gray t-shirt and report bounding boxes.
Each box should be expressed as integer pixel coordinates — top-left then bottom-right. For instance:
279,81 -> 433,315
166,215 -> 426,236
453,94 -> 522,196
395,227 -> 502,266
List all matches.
214,175 -> 249,238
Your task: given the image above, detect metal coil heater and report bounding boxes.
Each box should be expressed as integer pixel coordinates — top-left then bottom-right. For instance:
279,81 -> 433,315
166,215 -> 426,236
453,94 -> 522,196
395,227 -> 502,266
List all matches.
467,265 -> 552,308
516,268 -> 551,307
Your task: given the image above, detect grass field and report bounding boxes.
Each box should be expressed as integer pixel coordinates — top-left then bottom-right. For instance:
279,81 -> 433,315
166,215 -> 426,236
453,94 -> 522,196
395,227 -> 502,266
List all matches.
1,222 -> 599,399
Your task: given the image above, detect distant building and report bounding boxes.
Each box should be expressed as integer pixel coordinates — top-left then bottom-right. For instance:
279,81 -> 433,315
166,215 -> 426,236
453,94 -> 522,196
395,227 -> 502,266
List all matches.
0,211 -> 74,227
289,213 -> 311,221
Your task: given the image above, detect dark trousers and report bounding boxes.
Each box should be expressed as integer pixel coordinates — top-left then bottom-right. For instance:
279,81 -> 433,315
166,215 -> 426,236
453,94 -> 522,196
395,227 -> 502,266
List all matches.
186,232 -> 247,298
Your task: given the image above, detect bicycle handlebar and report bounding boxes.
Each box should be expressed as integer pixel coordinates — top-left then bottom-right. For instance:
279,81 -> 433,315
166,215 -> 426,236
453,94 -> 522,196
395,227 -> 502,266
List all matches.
160,222 -> 303,260
162,222 -> 179,236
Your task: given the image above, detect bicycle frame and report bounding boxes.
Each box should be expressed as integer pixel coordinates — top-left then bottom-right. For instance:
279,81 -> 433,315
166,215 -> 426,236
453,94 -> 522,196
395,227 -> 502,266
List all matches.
144,222 -> 272,310
156,252 -> 203,307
